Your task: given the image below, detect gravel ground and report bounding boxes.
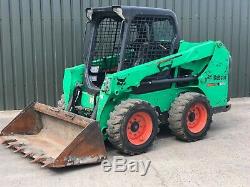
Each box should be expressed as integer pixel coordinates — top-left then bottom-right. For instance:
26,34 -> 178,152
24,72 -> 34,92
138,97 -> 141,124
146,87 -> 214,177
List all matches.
0,98 -> 250,187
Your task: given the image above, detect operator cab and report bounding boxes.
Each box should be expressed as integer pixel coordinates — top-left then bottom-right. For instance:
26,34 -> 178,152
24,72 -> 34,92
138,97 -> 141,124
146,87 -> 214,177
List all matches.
82,6 -> 180,93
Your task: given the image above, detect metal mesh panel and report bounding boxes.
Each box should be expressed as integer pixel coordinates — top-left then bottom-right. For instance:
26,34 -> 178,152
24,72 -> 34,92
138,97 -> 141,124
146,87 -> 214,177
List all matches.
89,17 -> 122,87
123,16 -> 175,70
91,17 -> 122,71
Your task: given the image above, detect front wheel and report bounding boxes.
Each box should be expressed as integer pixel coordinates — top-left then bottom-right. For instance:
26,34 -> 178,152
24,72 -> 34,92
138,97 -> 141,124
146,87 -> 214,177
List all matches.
107,99 -> 159,155
168,92 -> 212,141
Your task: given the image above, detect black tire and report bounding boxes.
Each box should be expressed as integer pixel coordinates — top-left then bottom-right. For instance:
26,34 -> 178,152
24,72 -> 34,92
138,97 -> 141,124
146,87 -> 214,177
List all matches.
107,99 -> 159,155
168,92 -> 212,141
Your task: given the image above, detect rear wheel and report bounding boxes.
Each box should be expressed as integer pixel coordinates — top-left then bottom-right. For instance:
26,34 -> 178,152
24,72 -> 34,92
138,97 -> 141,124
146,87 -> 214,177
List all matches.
168,92 -> 212,141
107,99 -> 159,155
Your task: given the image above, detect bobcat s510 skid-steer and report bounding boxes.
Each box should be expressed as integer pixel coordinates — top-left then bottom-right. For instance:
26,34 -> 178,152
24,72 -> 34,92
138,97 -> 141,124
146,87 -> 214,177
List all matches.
0,6 -> 231,168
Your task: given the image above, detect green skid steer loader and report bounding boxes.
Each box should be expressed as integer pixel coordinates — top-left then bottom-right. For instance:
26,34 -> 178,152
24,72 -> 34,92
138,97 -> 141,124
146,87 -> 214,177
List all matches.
0,6 -> 231,168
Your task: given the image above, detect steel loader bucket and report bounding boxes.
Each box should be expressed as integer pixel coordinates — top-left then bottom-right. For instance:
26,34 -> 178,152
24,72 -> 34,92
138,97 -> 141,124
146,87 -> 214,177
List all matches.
0,102 -> 107,168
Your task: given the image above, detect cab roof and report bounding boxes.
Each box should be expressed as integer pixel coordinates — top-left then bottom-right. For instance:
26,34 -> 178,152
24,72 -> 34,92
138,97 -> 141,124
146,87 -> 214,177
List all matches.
86,5 -> 177,21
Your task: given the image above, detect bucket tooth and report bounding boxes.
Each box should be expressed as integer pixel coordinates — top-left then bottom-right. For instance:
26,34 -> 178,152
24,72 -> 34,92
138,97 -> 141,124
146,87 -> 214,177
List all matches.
13,146 -> 26,153
22,153 -> 30,158
2,138 -> 17,145
41,158 -> 55,168
7,141 -> 24,149
30,155 -> 42,163
5,140 -> 17,148
6,143 -> 16,148
31,153 -> 46,163
21,147 -> 35,158
22,151 -> 34,158
31,155 -> 47,163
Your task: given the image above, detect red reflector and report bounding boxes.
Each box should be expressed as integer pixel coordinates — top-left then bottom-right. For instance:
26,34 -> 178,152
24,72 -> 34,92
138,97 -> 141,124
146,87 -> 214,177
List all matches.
207,83 -> 216,87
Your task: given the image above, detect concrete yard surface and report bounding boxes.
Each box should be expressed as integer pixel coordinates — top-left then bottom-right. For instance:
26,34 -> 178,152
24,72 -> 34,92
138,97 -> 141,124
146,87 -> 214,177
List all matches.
0,98 -> 250,187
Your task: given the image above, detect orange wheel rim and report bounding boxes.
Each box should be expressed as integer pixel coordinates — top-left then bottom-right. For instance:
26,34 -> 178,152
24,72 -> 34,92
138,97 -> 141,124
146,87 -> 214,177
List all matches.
126,111 -> 153,145
186,103 -> 208,133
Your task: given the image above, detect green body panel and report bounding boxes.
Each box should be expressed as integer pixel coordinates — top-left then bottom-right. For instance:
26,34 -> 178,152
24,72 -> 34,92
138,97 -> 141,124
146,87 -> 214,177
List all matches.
91,55 -> 118,70
63,64 -> 85,109
81,92 -> 95,109
62,40 -> 230,138
129,88 -> 191,112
